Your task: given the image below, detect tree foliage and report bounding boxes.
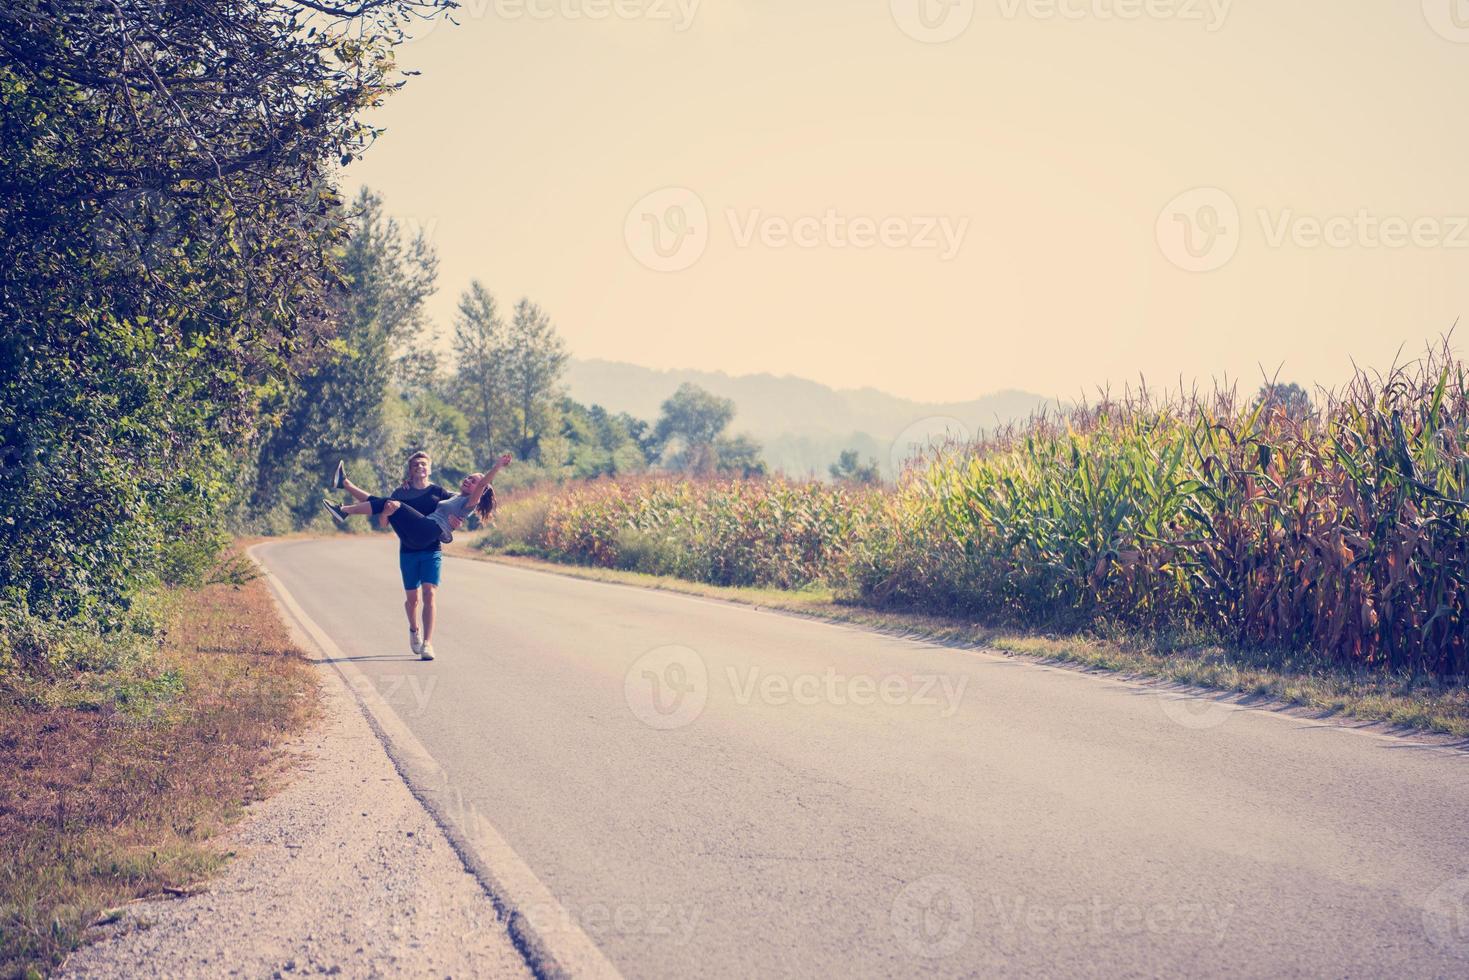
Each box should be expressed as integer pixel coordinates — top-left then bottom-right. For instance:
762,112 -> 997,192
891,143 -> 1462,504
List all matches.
830,449 -> 882,485
506,298 -> 569,461
246,188 -> 443,528
1256,381 -> 1312,420
452,280 -> 508,463
651,383 -> 765,476
0,0 -> 451,669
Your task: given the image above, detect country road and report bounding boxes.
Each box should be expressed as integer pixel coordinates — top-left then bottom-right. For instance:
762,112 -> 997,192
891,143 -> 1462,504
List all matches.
257,537 -> 1469,978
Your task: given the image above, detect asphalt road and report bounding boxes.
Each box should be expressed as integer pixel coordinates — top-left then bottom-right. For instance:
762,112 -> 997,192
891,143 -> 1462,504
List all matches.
258,537 -> 1469,978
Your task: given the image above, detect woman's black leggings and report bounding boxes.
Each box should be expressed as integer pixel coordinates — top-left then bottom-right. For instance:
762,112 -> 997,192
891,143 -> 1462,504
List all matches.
369,496 -> 442,551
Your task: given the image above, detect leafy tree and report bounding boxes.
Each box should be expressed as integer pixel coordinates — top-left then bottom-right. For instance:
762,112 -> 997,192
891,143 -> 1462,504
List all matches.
247,189 -> 438,528
548,399 -> 653,479
652,383 -> 767,476
452,281 -> 509,462
715,435 -> 769,478
830,449 -> 881,485
0,0 -> 451,637
653,384 -> 735,474
1256,382 -> 1312,420
616,412 -> 661,464
505,299 -> 569,461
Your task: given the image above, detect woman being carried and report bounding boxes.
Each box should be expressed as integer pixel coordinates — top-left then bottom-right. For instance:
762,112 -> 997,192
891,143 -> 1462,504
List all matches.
325,453 -> 512,550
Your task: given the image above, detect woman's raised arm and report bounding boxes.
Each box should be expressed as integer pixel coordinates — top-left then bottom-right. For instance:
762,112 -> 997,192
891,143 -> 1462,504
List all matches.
467,452 -> 513,504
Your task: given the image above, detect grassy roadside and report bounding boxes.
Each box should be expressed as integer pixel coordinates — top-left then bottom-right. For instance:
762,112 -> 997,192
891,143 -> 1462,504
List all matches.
453,540 -> 1469,741
0,554 -> 320,979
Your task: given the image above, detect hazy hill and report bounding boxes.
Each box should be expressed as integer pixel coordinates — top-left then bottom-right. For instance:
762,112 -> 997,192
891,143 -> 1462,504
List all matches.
564,358 -> 1054,479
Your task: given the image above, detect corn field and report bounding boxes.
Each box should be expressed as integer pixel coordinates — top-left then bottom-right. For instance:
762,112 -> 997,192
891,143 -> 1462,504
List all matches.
495,348 -> 1469,679
529,477 -> 883,590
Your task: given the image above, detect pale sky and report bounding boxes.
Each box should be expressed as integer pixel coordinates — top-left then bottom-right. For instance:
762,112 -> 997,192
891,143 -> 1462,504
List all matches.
348,0 -> 1469,403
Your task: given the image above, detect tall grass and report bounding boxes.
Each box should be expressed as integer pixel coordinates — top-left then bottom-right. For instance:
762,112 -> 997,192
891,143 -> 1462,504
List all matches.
490,346 -> 1469,679
533,477 -> 882,589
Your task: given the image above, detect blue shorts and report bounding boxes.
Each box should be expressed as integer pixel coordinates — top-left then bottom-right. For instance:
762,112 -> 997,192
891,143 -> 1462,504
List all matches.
399,550 -> 442,590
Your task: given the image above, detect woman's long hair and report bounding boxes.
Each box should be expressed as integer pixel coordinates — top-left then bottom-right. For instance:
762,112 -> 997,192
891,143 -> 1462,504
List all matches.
475,484 -> 496,521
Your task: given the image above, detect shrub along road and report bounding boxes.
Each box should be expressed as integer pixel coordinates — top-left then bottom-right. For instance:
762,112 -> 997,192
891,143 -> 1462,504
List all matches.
258,537 -> 1469,978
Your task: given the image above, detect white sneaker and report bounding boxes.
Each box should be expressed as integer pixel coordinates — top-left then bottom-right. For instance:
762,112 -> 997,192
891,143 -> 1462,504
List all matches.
419,641 -> 435,661
409,630 -> 422,656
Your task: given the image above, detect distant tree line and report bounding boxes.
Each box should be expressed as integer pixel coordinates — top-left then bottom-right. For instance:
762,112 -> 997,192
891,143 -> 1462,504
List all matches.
240,191 -> 770,532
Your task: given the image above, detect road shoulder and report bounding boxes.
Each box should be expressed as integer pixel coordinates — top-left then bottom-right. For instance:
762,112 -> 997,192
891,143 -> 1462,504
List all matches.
60,572 -> 533,980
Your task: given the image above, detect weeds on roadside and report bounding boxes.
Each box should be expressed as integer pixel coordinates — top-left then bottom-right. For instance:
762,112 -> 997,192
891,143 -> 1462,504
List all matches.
0,561 -> 318,978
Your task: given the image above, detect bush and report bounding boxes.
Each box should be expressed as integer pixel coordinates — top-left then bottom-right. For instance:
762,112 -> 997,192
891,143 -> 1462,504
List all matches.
0,600 -> 161,692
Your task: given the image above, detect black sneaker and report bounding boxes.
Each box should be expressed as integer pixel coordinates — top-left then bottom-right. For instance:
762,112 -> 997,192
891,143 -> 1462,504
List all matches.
322,499 -> 348,527
332,460 -> 347,490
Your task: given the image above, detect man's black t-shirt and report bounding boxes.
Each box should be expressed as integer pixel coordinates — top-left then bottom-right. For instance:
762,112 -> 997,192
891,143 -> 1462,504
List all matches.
390,484 -> 453,553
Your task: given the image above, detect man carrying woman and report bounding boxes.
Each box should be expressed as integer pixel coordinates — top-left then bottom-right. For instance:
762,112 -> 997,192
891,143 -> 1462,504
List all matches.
326,450 -> 510,660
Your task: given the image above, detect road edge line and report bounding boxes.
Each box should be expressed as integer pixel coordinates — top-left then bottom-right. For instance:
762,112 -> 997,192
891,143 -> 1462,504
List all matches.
249,541 -> 624,980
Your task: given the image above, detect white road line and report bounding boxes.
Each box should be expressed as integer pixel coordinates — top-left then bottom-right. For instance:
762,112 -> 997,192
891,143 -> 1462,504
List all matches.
251,542 -> 624,980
